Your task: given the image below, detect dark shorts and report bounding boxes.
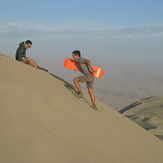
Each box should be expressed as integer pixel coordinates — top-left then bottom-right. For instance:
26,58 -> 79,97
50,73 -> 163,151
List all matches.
78,73 -> 94,89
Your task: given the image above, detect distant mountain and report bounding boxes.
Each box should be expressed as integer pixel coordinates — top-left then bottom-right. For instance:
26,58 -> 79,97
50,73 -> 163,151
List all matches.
94,67 -> 163,110
119,96 -> 163,141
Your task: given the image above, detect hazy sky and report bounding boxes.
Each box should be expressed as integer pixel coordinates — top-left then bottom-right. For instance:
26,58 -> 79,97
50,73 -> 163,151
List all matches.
1,0 -> 163,74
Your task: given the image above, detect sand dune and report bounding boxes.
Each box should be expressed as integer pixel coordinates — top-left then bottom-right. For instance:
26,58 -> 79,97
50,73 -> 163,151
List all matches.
0,53 -> 163,163
120,96 -> 163,141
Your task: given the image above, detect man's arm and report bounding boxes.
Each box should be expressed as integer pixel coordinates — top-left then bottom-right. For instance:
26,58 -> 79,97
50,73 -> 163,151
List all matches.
15,47 -> 26,61
83,59 -> 96,73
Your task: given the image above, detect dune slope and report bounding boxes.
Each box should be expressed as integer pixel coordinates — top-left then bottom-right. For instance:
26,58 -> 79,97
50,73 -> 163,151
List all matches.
0,53 -> 163,163
120,96 -> 163,141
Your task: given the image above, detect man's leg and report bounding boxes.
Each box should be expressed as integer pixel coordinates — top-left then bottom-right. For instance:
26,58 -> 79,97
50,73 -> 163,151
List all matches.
23,57 -> 39,68
88,88 -> 95,105
87,80 -> 97,110
73,77 -> 81,92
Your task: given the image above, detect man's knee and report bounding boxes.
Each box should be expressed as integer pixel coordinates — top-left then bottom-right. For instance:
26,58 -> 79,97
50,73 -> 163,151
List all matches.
28,57 -> 33,62
73,77 -> 79,83
88,88 -> 94,94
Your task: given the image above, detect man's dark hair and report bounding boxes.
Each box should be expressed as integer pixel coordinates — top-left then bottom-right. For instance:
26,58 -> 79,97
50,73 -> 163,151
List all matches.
72,50 -> 81,57
25,40 -> 32,45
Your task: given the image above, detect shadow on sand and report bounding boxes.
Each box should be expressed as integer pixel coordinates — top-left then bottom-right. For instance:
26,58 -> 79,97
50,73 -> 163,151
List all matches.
50,73 -> 90,105
119,101 -> 142,114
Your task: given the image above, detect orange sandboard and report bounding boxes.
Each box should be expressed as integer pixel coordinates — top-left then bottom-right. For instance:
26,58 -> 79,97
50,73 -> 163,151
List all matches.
63,58 -> 104,78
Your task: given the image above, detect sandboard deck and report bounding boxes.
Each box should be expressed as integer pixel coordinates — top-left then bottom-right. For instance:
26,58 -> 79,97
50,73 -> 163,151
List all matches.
64,58 -> 104,78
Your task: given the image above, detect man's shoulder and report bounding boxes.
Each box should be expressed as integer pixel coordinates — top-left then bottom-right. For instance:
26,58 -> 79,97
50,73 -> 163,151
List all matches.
19,42 -> 25,47
79,57 -> 85,62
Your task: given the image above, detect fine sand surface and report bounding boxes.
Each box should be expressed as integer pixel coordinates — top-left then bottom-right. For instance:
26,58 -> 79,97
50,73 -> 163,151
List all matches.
120,96 -> 163,141
0,53 -> 163,163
